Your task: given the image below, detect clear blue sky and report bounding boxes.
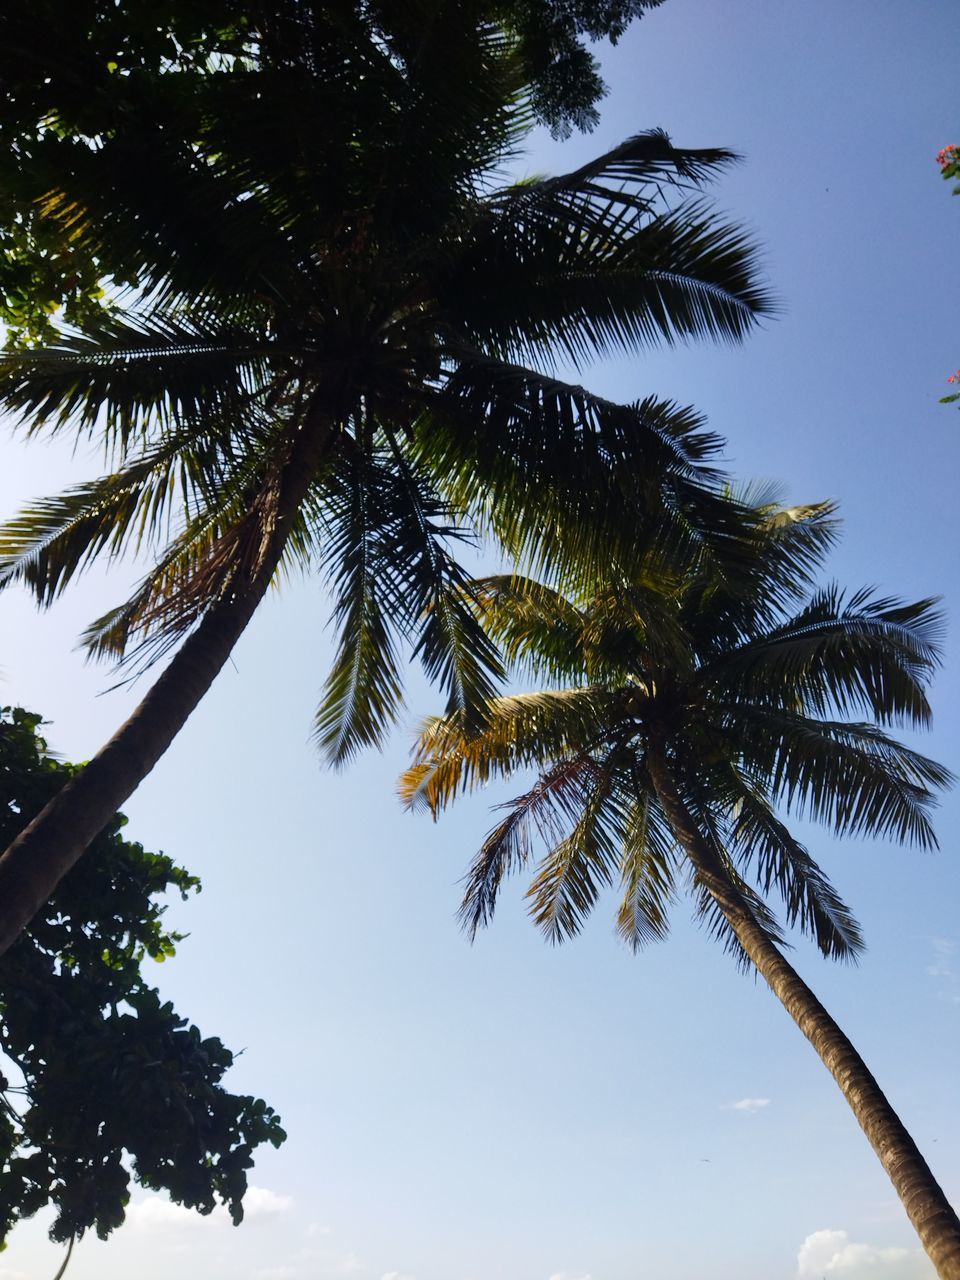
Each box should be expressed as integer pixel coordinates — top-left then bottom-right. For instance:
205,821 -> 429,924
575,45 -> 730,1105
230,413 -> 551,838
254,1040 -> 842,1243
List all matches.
1,3 -> 957,1278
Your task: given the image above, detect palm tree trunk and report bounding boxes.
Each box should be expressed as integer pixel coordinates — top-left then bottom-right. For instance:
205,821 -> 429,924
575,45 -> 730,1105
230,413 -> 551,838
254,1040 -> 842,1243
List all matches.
645,742 -> 960,1280
0,413 -> 335,958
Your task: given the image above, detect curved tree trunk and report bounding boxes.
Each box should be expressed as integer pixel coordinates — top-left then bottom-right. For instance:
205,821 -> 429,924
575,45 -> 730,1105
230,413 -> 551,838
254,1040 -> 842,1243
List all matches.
646,743 -> 960,1280
0,413 -> 334,958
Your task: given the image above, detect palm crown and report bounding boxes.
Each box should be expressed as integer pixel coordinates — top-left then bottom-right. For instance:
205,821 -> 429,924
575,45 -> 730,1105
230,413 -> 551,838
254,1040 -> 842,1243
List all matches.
402,501 -> 952,961
0,4 -> 771,763
400,504 -> 960,1280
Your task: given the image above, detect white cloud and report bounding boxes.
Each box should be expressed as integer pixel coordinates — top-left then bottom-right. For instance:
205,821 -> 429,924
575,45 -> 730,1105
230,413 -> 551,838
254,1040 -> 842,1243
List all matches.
243,1185 -> 294,1221
0,1267 -> 29,1280
125,1197 -> 228,1231
928,938 -> 956,979
796,1229 -> 934,1279
928,939 -> 960,1003
307,1221 -> 333,1237
548,1273 -> 593,1280
125,1185 -> 290,1233
381,1272 -> 415,1280
729,1097 -> 771,1112
257,1268 -> 298,1280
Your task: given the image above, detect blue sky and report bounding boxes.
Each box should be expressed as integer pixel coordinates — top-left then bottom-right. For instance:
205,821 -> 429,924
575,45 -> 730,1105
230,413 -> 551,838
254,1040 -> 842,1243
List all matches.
0,3 -> 958,1278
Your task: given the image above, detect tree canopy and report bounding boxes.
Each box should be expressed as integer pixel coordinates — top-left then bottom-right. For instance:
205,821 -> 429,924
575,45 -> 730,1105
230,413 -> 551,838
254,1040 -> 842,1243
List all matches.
0,0 -> 667,343
399,505 -> 960,1278
402,503 -> 951,957
0,706 -> 285,1246
0,0 -> 770,957
936,144 -> 959,406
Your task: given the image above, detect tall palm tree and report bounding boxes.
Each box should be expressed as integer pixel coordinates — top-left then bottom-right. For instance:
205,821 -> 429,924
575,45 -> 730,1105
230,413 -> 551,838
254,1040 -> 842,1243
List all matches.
0,2 -> 771,953
400,506 -> 960,1279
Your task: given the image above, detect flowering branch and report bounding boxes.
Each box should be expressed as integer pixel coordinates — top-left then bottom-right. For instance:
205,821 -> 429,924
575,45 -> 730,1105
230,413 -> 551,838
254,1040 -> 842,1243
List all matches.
936,146 -> 959,405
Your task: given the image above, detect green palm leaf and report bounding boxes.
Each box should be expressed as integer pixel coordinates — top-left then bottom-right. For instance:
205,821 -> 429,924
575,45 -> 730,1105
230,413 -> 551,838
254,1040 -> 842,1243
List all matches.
313,439 -> 505,764
731,706 -> 952,848
725,777 -> 864,961
525,762 -> 622,942
447,129 -> 773,366
467,575 -> 588,681
313,451 -> 407,767
0,311 -> 277,447
459,753 -> 604,940
701,588 -> 944,726
0,420 -> 258,605
423,359 -> 748,582
615,789 -> 678,951
401,688 -> 615,817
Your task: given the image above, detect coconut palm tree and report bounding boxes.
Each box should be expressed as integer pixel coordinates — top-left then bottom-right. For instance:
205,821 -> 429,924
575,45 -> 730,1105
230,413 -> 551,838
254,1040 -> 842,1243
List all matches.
400,507 -> 960,1279
0,2 -> 771,953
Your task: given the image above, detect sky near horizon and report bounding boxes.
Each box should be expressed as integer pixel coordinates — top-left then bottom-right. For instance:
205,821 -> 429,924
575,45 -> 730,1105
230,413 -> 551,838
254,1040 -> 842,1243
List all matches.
1,3 -> 958,1279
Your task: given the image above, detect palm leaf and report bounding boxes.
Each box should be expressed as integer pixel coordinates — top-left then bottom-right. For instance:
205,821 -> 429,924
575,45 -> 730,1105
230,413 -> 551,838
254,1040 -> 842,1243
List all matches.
0,420 -> 257,605
313,437 -> 505,762
313,450 -> 407,766
458,753 -> 603,939
615,785 -> 678,951
515,130 -> 742,199
79,422 -> 307,665
679,499 -> 841,650
525,761 -> 623,942
724,773 -> 864,961
400,687 -> 615,816
452,196 -> 773,367
422,359 -> 748,584
731,706 -> 954,849
702,588 -> 944,727
467,575 -> 587,681
376,438 -> 504,730
0,310 -> 278,448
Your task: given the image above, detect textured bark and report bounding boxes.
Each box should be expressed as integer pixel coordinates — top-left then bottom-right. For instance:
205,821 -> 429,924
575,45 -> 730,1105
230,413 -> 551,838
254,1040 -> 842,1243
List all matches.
0,413 -> 334,958
646,743 -> 960,1280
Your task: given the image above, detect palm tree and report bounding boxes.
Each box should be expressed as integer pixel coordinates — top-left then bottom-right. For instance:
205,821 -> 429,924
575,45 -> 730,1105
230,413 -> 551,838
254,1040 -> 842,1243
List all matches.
0,3 -> 772,953
400,506 -> 960,1279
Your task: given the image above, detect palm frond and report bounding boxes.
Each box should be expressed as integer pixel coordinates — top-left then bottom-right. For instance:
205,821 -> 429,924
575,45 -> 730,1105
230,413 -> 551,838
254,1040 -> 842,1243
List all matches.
452,195 -> 773,367
0,421 -> 255,605
702,588 -> 945,727
615,787 -> 678,951
525,763 -> 623,942
467,575 -> 587,681
725,774 -> 864,960
0,310 -> 278,449
731,706 -> 954,849
458,753 -> 603,939
468,570 -> 693,684
497,131 -> 741,209
376,438 -> 504,730
79,422 -> 307,665
313,438 -> 504,762
423,359 -> 747,584
313,451 -> 406,766
79,499 -> 264,668
400,687 -> 615,816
